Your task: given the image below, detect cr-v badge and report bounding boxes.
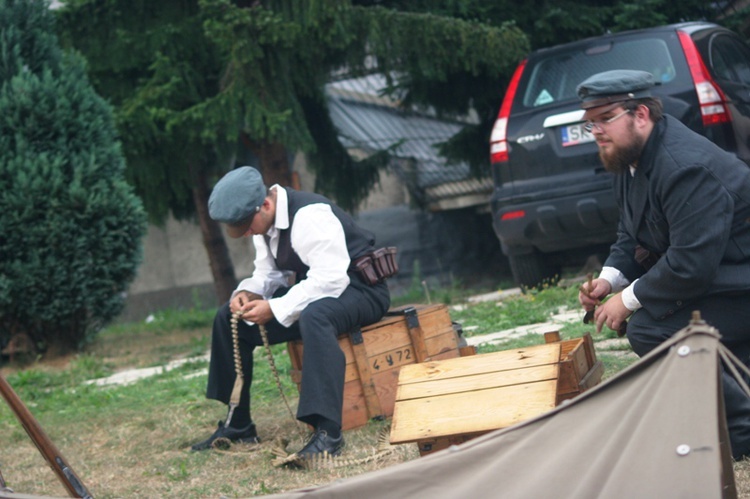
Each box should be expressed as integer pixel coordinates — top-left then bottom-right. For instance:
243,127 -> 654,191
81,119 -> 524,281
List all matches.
517,133 -> 545,144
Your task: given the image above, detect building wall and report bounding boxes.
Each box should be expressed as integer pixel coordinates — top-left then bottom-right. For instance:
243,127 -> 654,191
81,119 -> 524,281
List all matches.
119,217 -> 255,322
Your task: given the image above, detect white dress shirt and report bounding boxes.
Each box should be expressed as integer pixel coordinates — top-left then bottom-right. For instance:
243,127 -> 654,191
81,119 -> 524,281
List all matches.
234,186 -> 351,327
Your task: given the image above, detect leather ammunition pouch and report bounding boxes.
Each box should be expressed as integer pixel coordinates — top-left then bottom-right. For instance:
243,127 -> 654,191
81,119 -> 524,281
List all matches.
351,247 -> 399,285
634,245 -> 661,271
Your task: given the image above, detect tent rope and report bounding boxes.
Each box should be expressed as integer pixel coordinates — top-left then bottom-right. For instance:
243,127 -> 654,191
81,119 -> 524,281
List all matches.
718,347 -> 750,399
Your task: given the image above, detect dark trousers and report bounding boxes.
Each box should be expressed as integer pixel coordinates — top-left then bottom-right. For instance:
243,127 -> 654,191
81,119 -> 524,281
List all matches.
205,275 -> 390,428
626,293 -> 750,459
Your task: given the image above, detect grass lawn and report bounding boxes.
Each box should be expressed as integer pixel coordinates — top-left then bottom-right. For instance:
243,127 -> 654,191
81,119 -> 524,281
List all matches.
1,281 -> 748,497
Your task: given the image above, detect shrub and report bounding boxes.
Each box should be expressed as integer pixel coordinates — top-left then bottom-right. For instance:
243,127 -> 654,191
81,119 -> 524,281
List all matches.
0,0 -> 147,353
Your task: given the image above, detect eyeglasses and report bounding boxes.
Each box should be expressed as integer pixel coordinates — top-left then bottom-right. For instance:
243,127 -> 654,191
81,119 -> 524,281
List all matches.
583,109 -> 631,133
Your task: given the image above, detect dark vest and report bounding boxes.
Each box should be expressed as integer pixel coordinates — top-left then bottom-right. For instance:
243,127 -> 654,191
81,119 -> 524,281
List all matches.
272,188 -> 375,282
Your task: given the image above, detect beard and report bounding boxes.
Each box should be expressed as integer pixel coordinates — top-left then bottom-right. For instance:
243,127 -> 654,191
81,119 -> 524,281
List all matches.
598,121 -> 645,174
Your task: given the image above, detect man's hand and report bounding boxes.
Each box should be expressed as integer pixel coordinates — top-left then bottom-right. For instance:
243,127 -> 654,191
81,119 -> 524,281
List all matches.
242,300 -> 273,325
578,277 -> 611,311
230,291 -> 274,325
230,291 -> 263,316
593,292 -> 631,334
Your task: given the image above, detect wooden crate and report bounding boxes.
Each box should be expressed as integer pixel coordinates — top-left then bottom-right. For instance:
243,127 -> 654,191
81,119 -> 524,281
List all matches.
389,332 -> 603,455
287,303 -> 471,431
551,332 -> 603,404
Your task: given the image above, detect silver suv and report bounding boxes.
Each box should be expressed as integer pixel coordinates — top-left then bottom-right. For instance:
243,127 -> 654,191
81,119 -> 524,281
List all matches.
489,22 -> 750,287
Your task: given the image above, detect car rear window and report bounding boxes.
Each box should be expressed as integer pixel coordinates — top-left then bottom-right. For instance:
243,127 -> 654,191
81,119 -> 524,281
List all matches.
710,34 -> 750,85
522,38 -> 677,108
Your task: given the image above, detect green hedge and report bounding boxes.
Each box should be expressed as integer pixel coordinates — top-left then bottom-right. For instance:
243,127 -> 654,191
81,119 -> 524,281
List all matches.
0,0 -> 147,352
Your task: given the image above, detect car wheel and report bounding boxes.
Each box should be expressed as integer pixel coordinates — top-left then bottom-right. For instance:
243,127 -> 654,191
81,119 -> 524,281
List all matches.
508,252 -> 559,289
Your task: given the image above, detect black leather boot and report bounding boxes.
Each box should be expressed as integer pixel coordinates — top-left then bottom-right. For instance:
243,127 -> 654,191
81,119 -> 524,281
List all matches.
190,421 -> 260,451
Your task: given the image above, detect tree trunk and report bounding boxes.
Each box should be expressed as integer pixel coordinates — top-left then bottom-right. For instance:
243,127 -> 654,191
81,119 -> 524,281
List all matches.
244,134 -> 293,187
190,139 -> 289,305
192,166 -> 237,304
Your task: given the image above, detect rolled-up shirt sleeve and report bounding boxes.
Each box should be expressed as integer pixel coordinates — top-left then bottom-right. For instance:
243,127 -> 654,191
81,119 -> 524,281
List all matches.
268,204 -> 351,327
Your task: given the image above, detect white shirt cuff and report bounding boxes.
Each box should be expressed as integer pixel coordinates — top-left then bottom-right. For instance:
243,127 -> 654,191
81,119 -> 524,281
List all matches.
621,280 -> 642,311
598,266 -> 641,311
598,266 -> 630,293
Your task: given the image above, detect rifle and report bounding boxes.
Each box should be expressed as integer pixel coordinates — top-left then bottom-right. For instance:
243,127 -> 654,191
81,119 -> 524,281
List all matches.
0,466 -> 10,494
0,373 -> 92,498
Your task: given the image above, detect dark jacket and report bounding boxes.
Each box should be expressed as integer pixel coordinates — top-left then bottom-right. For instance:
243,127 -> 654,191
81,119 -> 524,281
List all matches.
606,115 -> 750,319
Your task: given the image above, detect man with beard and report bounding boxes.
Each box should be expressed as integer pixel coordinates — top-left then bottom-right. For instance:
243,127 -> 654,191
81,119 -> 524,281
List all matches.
576,69 -> 750,459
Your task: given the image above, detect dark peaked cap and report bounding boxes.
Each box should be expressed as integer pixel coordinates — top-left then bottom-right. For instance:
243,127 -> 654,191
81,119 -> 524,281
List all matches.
577,69 -> 657,110
208,166 -> 267,238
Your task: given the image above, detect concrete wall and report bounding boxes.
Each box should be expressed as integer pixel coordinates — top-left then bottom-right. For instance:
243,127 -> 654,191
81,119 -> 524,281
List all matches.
119,217 -> 255,322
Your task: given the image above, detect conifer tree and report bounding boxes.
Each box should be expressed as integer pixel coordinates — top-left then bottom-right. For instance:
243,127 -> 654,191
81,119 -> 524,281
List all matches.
56,0 -> 528,302
0,0 -> 147,354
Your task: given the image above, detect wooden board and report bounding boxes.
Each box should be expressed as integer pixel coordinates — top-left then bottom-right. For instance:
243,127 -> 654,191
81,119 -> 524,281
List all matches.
397,364 -> 559,400
397,343 -> 562,385
390,379 -> 557,443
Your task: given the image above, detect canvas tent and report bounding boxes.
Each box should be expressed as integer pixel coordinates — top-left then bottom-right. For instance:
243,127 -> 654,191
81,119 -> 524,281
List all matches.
268,316 -> 742,498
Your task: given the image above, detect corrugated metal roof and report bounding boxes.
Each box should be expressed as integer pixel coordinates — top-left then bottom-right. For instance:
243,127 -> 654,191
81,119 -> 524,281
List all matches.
326,76 -> 491,210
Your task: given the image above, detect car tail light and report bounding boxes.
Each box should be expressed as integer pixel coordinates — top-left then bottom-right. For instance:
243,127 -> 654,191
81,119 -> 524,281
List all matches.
490,60 -> 526,164
500,210 -> 526,221
678,30 -> 731,126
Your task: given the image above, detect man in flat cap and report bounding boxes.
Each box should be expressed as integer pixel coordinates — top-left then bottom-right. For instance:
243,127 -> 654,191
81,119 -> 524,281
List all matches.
191,166 -> 391,458
576,69 -> 750,459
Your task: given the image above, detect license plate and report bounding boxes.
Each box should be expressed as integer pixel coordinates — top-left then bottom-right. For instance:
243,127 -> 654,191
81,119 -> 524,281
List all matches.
561,123 -> 595,147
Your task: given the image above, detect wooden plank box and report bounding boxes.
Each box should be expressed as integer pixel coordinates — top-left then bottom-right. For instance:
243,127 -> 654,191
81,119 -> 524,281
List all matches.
390,332 -> 603,455
287,304 -> 472,431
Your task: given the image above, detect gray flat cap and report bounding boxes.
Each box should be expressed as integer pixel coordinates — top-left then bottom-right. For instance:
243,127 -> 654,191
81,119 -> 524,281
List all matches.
577,70 -> 656,109
208,166 -> 266,237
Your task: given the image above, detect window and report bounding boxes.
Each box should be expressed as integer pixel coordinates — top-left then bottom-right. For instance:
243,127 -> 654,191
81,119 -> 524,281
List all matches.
710,35 -> 750,86
522,38 -> 676,108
